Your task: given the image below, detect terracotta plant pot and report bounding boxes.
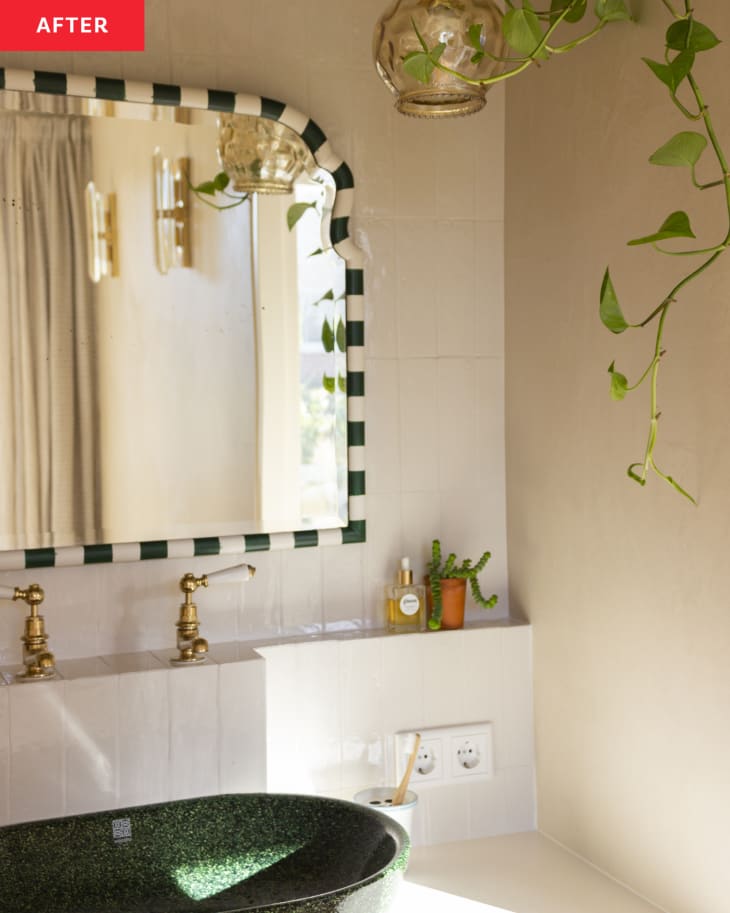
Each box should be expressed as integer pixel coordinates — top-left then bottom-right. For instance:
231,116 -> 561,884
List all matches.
427,578 -> 467,630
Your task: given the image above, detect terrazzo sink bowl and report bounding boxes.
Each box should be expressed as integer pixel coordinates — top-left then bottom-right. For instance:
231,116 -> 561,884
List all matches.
0,793 -> 410,913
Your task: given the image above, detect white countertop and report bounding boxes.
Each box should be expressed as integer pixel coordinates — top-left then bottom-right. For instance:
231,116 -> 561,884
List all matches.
394,833 -> 664,913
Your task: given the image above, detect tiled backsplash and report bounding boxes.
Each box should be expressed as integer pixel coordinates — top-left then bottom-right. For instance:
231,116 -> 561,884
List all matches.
0,646 -> 267,825
0,625 -> 534,847
261,623 -> 534,846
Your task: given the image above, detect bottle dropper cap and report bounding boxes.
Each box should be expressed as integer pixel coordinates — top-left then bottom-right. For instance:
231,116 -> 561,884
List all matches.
398,557 -> 413,586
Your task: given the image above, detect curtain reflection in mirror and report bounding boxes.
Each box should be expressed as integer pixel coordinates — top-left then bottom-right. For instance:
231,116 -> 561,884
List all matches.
0,112 -> 100,548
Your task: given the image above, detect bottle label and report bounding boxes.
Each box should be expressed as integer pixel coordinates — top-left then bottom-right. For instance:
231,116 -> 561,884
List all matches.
399,593 -> 420,617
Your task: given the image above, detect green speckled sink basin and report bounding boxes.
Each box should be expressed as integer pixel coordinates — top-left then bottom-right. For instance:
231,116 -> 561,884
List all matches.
0,793 -> 409,913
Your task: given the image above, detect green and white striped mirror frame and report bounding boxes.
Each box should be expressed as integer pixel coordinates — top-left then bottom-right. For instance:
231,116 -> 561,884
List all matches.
0,68 -> 365,571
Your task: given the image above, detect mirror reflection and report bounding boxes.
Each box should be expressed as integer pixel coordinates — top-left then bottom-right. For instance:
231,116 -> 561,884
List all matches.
0,89 -> 348,551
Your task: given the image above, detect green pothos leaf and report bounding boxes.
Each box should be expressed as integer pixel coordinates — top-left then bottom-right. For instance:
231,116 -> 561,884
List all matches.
627,210 -> 696,246
191,180 -> 217,196
336,318 -> 346,353
337,374 -> 347,394
287,201 -> 317,231
649,131 -> 707,168
608,361 -> 629,401
595,0 -> 632,23
190,171 -> 231,195
600,269 -> 629,334
502,7 -> 549,60
666,18 -> 720,53
402,51 -> 435,85
642,50 -> 695,94
403,40 -> 446,84
323,374 -> 336,394
312,289 -> 335,307
550,0 -> 587,25
468,23 -> 485,63
322,318 -> 335,353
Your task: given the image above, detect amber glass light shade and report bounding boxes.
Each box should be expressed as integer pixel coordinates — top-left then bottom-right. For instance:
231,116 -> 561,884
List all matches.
217,115 -> 311,194
373,0 -> 505,118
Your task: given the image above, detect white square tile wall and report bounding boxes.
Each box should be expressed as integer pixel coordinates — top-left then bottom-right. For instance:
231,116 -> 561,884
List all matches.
0,0 -> 508,657
260,624 -> 535,847
0,0 -> 511,847
0,651 -> 266,825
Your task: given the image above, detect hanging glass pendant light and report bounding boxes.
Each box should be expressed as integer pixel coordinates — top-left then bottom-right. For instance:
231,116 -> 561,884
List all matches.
373,0 -> 505,118
217,115 -> 311,194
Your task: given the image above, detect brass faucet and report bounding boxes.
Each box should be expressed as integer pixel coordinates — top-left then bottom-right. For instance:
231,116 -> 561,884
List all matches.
171,563 -> 256,666
1,584 -> 57,681
172,573 -> 211,665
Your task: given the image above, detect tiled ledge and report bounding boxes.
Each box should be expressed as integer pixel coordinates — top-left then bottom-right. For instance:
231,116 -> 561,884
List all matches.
0,617 -> 528,685
0,640 -> 262,684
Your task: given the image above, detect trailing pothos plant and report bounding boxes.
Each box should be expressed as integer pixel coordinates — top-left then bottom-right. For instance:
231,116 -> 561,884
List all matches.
600,1 -> 726,505
406,1 -> 730,504
427,539 -> 498,631
188,171 -> 249,210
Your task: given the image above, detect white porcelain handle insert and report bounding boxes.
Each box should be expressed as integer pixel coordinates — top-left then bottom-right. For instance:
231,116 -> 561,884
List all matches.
206,563 -> 256,583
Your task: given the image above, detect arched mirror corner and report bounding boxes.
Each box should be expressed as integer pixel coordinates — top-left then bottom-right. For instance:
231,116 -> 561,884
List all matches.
0,67 -> 365,572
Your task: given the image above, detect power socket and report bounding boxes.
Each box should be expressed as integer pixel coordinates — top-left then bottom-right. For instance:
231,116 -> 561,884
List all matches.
395,731 -> 444,783
395,723 -> 493,787
450,730 -> 493,779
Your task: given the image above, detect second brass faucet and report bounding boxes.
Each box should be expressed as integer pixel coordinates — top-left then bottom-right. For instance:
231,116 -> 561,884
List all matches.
172,573 -> 211,665
172,563 -> 256,665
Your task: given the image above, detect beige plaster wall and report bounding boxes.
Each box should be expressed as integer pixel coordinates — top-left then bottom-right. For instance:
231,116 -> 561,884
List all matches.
505,3 -> 730,912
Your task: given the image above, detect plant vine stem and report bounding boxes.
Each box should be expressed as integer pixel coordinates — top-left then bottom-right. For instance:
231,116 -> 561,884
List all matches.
659,0 -> 681,17
687,76 -> 730,237
653,243 -> 725,256
548,22 -> 605,55
627,355 -> 659,392
431,2 -> 592,88
668,92 -> 701,120
630,6 -> 730,498
193,193 -> 246,211
697,177 -> 727,190
642,304 -> 669,480
639,248 -> 723,485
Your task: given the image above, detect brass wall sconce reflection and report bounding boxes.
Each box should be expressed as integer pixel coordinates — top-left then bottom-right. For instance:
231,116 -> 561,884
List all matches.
85,181 -> 119,282
171,563 -> 256,665
153,149 -> 192,274
0,584 -> 56,682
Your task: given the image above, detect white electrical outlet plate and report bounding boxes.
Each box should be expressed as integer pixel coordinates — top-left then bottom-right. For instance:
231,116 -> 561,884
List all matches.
395,722 -> 494,787
395,731 -> 444,783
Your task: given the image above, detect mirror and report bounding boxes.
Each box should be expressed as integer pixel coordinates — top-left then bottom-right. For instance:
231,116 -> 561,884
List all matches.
0,70 -> 365,568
